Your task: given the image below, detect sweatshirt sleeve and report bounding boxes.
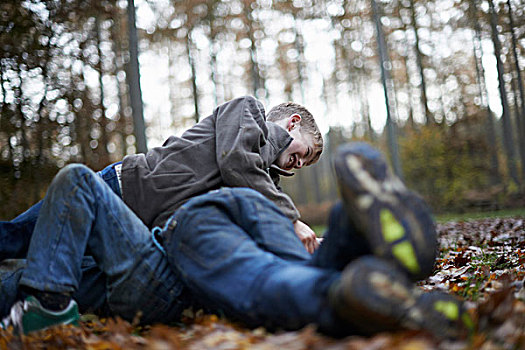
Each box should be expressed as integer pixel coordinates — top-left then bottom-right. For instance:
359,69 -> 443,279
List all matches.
215,96 -> 300,221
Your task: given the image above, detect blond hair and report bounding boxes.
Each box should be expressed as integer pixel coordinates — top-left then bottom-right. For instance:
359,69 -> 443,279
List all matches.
267,102 -> 323,164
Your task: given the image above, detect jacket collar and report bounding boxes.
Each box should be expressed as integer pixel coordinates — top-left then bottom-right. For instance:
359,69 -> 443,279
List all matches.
264,122 -> 295,176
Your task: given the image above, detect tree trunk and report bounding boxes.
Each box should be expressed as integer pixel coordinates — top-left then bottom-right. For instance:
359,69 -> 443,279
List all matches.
244,3 -> 262,98
95,16 -> 110,166
398,27 -> 416,129
111,8 -> 130,159
470,0 -> 500,185
488,0 -> 519,186
186,33 -> 200,123
167,39 -> 178,126
126,0 -> 148,153
371,0 -> 403,179
206,1 -> 220,106
408,0 -> 432,124
293,18 -> 307,104
506,0 -> 525,183
0,52 -> 6,133
320,78 -> 338,200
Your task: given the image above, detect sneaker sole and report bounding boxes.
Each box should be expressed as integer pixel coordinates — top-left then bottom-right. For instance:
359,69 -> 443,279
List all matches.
331,257 -> 474,338
334,143 -> 437,280
330,256 -> 418,334
416,291 -> 475,339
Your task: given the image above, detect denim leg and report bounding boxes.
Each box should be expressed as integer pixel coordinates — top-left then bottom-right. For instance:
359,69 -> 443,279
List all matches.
0,257 -> 108,318
0,201 -> 43,260
162,188 -> 348,334
72,257 -> 109,316
0,162 -> 122,260
310,202 -> 372,270
19,164 -> 185,324
0,259 -> 26,317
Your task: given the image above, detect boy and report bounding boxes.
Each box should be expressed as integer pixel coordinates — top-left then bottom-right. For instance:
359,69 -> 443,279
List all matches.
1,143 -> 472,338
0,96 -> 323,258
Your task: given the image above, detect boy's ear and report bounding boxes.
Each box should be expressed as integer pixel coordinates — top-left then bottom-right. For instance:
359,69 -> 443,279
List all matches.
287,114 -> 302,131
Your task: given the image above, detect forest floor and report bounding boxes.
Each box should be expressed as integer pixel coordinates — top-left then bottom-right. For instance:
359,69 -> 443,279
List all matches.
1,216 -> 524,350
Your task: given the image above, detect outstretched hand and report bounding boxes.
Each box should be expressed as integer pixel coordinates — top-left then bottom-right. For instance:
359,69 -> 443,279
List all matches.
293,220 -> 320,254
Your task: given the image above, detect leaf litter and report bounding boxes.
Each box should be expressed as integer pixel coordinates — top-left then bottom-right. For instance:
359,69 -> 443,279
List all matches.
1,217 -> 523,349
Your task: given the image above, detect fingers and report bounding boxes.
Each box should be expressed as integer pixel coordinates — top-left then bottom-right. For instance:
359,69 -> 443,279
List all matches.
312,235 -> 320,250
303,233 -> 319,254
307,239 -> 315,254
301,235 -> 312,254
294,220 -> 321,254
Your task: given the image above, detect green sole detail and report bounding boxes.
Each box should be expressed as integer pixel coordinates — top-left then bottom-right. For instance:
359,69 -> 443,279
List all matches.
461,311 -> 475,330
434,300 -> 459,320
380,209 -> 405,243
392,241 -> 420,273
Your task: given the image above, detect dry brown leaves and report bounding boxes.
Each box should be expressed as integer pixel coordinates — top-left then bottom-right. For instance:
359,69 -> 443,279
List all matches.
1,217 -> 523,350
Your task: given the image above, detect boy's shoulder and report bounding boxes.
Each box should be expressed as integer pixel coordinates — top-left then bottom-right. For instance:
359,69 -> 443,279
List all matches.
218,96 -> 266,117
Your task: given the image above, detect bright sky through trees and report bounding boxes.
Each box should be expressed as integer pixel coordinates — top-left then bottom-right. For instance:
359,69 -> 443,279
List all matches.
132,0 -> 501,148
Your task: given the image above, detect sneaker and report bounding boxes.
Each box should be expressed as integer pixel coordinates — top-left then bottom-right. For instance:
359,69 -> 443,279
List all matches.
0,296 -> 79,334
334,142 -> 437,281
416,291 -> 475,339
329,256 -> 473,338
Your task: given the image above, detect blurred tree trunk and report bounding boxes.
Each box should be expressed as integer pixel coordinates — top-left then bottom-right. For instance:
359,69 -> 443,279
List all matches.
371,0 -> 403,179
509,69 -> 524,185
311,165 -> 323,203
408,0 -> 432,125
206,1 -> 220,106
167,39 -> 177,125
34,31 -> 53,202
320,79 -> 338,200
244,3 -> 263,98
186,34 -> 200,123
34,35 -> 52,167
126,0 -> 147,153
398,27 -> 416,129
13,64 -> 29,164
506,0 -> 525,183
0,55 -> 5,135
427,16 -> 447,125
95,16 -> 110,166
294,18 -> 306,104
470,0 -> 500,186
352,11 -> 375,139
358,72 -> 375,140
488,0 -> 519,186
0,59 -> 11,166
79,58 -> 93,164
111,8 -> 130,159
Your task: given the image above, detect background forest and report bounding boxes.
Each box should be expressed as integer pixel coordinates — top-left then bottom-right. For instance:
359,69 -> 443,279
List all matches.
1,0 -> 524,224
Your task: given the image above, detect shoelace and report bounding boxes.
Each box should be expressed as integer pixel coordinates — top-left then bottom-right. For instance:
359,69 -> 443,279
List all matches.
1,300 -> 29,333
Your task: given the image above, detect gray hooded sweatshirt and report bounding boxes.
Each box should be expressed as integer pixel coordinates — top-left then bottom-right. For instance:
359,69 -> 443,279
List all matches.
121,96 -> 300,229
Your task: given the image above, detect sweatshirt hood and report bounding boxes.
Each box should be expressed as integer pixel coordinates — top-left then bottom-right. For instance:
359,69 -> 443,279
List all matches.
265,122 -> 293,167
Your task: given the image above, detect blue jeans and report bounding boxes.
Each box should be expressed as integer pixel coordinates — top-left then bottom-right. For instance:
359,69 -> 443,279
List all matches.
0,162 -> 122,260
10,164 -> 372,333
161,188 -> 371,335
19,164 -> 186,324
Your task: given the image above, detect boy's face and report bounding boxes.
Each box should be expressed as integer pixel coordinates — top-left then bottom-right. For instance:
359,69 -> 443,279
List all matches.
275,115 -> 316,171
